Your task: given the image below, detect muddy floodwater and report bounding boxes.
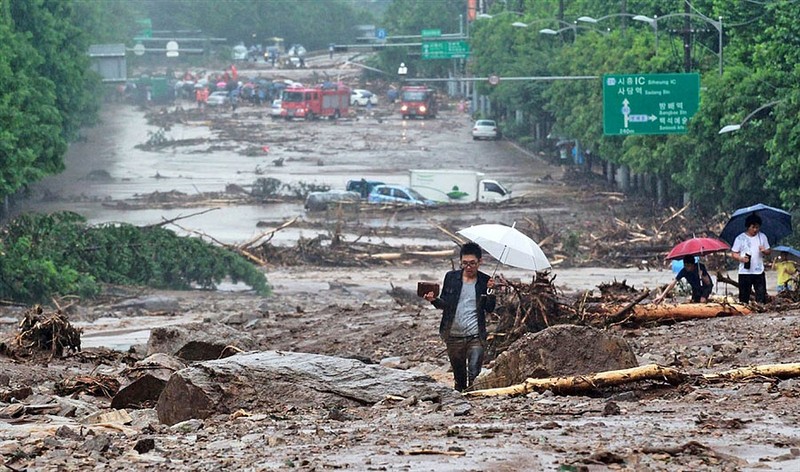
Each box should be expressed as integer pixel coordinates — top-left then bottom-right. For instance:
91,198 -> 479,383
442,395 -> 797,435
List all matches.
3,79 -> 800,471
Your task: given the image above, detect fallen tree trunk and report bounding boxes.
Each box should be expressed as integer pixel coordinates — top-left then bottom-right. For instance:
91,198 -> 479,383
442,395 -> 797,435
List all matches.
467,364 -> 685,397
585,302 -> 751,323
468,362 -> 800,397
630,303 -> 750,321
369,249 -> 454,261
702,363 -> 800,382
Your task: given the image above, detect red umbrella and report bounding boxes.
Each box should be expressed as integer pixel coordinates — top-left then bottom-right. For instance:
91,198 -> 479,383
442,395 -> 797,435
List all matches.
666,237 -> 730,260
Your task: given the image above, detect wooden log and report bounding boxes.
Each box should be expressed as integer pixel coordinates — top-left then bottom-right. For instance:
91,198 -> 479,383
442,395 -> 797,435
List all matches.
584,302 -> 752,321
716,271 -> 739,288
630,302 -> 750,321
606,290 -> 650,325
467,364 -> 685,397
659,203 -> 690,228
240,216 -> 299,249
468,362 -> 800,398
702,363 -> 800,382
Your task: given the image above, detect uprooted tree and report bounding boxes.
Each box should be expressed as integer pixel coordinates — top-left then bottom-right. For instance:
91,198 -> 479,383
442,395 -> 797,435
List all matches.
0,211 -> 269,304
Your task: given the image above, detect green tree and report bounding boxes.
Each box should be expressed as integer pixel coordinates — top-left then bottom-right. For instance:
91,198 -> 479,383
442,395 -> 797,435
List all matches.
136,0 -> 369,51
8,0 -> 101,141
0,12 -> 64,199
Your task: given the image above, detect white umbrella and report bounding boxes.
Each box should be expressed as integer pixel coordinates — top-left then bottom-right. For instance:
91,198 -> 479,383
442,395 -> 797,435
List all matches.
457,223 -> 551,271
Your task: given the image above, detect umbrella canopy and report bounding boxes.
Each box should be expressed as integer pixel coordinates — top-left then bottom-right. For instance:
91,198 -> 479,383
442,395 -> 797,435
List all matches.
665,237 -> 730,260
457,223 -> 551,271
719,203 -> 793,246
773,245 -> 800,260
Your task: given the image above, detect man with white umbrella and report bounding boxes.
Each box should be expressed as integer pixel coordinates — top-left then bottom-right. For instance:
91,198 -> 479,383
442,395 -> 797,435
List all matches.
423,242 -> 496,392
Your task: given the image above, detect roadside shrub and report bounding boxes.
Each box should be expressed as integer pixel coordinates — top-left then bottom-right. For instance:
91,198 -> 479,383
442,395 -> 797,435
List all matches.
251,177 -> 283,199
283,181 -> 330,199
0,212 -> 269,304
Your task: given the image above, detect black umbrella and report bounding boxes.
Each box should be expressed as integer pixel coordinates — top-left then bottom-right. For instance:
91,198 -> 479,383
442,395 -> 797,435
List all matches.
719,203 -> 793,246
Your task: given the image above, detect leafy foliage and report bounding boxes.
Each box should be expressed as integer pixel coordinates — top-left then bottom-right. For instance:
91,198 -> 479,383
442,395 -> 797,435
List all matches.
0,17 -> 64,198
0,212 -> 270,304
1,0 -> 106,201
135,0 -> 372,51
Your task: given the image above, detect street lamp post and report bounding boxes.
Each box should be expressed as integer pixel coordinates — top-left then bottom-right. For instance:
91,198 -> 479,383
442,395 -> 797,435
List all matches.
476,11 -> 524,20
539,26 -> 576,39
510,19 -> 589,41
538,23 -> 606,40
718,100 -> 782,134
633,13 -> 723,74
578,13 -> 657,37
512,18 -> 575,30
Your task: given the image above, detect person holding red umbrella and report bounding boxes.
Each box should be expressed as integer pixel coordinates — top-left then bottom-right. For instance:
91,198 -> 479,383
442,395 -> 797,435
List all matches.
730,213 -> 771,303
654,255 -> 713,304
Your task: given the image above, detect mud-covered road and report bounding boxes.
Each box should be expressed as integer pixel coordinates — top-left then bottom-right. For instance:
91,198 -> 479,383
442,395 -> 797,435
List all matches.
2,63 -> 800,471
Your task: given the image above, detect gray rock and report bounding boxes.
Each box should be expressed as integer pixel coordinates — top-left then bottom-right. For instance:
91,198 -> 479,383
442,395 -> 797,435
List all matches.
156,350 -> 467,425
112,295 -> 181,312
82,433 -> 111,453
220,311 -> 264,326
55,425 -> 83,440
778,378 -> 800,393
146,322 -> 258,360
170,418 -> 204,433
133,437 -> 155,454
111,354 -> 186,410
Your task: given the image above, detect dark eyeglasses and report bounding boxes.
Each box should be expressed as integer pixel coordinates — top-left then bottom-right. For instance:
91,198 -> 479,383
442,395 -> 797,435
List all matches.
461,260 -> 479,267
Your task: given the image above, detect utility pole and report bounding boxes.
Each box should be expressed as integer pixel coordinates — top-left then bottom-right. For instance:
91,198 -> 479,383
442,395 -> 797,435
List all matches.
620,0 -> 627,33
683,1 -> 692,72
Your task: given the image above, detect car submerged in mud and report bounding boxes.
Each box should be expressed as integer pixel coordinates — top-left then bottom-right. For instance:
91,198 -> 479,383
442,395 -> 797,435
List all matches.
304,190 -> 360,211
367,184 -> 436,206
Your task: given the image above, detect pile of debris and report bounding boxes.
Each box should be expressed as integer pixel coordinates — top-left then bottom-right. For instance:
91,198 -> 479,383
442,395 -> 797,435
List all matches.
4,305 -> 82,358
484,275 -> 768,361
486,271 -> 578,359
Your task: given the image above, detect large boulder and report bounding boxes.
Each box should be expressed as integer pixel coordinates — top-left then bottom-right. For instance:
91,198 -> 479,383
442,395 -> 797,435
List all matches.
111,353 -> 186,410
477,324 -> 638,389
146,322 -> 259,361
156,351 -> 467,425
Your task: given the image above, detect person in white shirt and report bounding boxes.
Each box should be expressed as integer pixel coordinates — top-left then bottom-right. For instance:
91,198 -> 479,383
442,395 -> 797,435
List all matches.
730,213 -> 771,303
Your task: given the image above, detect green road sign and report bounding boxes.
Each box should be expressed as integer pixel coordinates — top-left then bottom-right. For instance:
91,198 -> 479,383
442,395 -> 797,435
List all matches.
135,18 -> 153,39
421,29 -> 441,38
422,40 -> 469,59
602,73 -> 700,136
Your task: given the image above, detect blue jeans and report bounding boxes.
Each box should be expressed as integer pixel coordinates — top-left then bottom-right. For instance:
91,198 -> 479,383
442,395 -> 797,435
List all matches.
445,336 -> 484,392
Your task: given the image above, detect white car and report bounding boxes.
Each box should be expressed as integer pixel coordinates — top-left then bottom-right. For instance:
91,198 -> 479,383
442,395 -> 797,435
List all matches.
472,119 -> 500,140
269,99 -> 282,119
206,91 -> 230,107
351,89 -> 378,106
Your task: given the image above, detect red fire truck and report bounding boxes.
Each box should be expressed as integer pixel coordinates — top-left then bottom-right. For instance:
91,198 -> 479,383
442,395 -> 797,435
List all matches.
280,82 -> 350,120
399,86 -> 438,119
